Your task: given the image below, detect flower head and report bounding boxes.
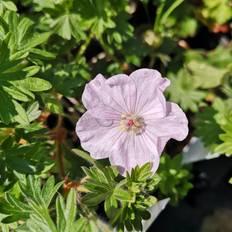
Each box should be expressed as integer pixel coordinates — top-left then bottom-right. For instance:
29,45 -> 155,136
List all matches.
76,69 -> 188,175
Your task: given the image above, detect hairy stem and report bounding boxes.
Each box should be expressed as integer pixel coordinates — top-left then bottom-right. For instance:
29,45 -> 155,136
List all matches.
55,115 -> 65,179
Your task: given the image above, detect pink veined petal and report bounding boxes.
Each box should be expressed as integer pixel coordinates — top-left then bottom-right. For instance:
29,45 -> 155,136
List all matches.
139,89 -> 167,119
156,137 -> 170,155
82,74 -> 108,109
145,102 -> 189,154
76,111 -> 123,159
87,105 -> 121,121
82,73 -> 137,113
106,74 -> 137,113
82,74 -> 125,112
130,68 -> 170,91
109,132 -> 160,175
129,69 -> 169,115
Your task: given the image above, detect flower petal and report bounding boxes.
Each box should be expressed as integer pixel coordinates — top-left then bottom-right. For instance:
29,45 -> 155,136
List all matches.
139,89 -> 167,119
109,133 -> 160,175
129,69 -> 169,115
87,105 -> 121,121
145,102 -> 188,154
82,73 -> 137,113
106,74 -> 137,113
130,68 -> 170,92
76,111 -> 123,159
82,74 -> 108,109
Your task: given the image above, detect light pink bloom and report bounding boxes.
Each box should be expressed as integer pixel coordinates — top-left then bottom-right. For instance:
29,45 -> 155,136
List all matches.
76,69 -> 188,174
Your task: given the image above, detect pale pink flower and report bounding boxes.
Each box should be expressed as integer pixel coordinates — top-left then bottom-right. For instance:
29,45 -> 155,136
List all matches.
76,69 -> 188,174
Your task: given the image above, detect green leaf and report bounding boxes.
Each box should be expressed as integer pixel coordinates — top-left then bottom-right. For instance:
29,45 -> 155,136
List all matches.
24,66 -> 40,77
0,194 -> 30,223
27,102 -> 41,122
0,90 -> 15,124
2,86 -> 31,102
30,48 -> 56,60
65,189 -> 77,232
5,194 -> 30,212
2,214 -> 25,224
71,149 -> 95,164
29,201 -> 57,232
13,100 -> 30,126
132,215 -> 143,231
195,107 -> 222,149
216,141 -> 232,155
69,14 -> 85,41
215,120 -> 232,156
167,70 -> 206,112
157,155 -> 193,204
41,176 -> 58,206
6,156 -> 37,174
202,0 -> 232,24
0,71 -> 26,81
56,195 -> 66,232
17,18 -> 34,45
20,32 -> 51,50
12,77 -> 52,92
82,192 -> 109,206
0,202 -> 26,216
187,60 -> 227,88
72,218 -> 88,232
104,195 -> 118,217
139,210 -> 151,220
54,15 -> 72,40
2,1 -> 17,11
136,163 -> 153,182
113,187 -> 134,202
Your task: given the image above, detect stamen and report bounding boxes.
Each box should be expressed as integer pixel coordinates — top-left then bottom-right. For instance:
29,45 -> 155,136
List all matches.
119,113 -> 145,134
127,119 -> 134,127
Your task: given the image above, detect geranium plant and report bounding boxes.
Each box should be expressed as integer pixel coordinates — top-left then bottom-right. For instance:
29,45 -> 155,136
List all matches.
0,0 -> 231,231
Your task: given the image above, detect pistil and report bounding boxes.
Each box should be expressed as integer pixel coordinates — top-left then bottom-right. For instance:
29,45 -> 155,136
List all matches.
120,113 -> 145,134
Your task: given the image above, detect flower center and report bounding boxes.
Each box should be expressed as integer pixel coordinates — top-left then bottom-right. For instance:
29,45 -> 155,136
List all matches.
127,119 -> 134,127
120,113 -> 145,134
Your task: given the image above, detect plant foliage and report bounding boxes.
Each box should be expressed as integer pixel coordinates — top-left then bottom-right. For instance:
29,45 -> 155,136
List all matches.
0,0 -> 231,230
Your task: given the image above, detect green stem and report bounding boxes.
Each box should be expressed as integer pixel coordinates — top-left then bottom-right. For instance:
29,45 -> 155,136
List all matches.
76,31 -> 94,61
161,0 -> 184,25
154,2 -> 165,32
154,0 -> 184,33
